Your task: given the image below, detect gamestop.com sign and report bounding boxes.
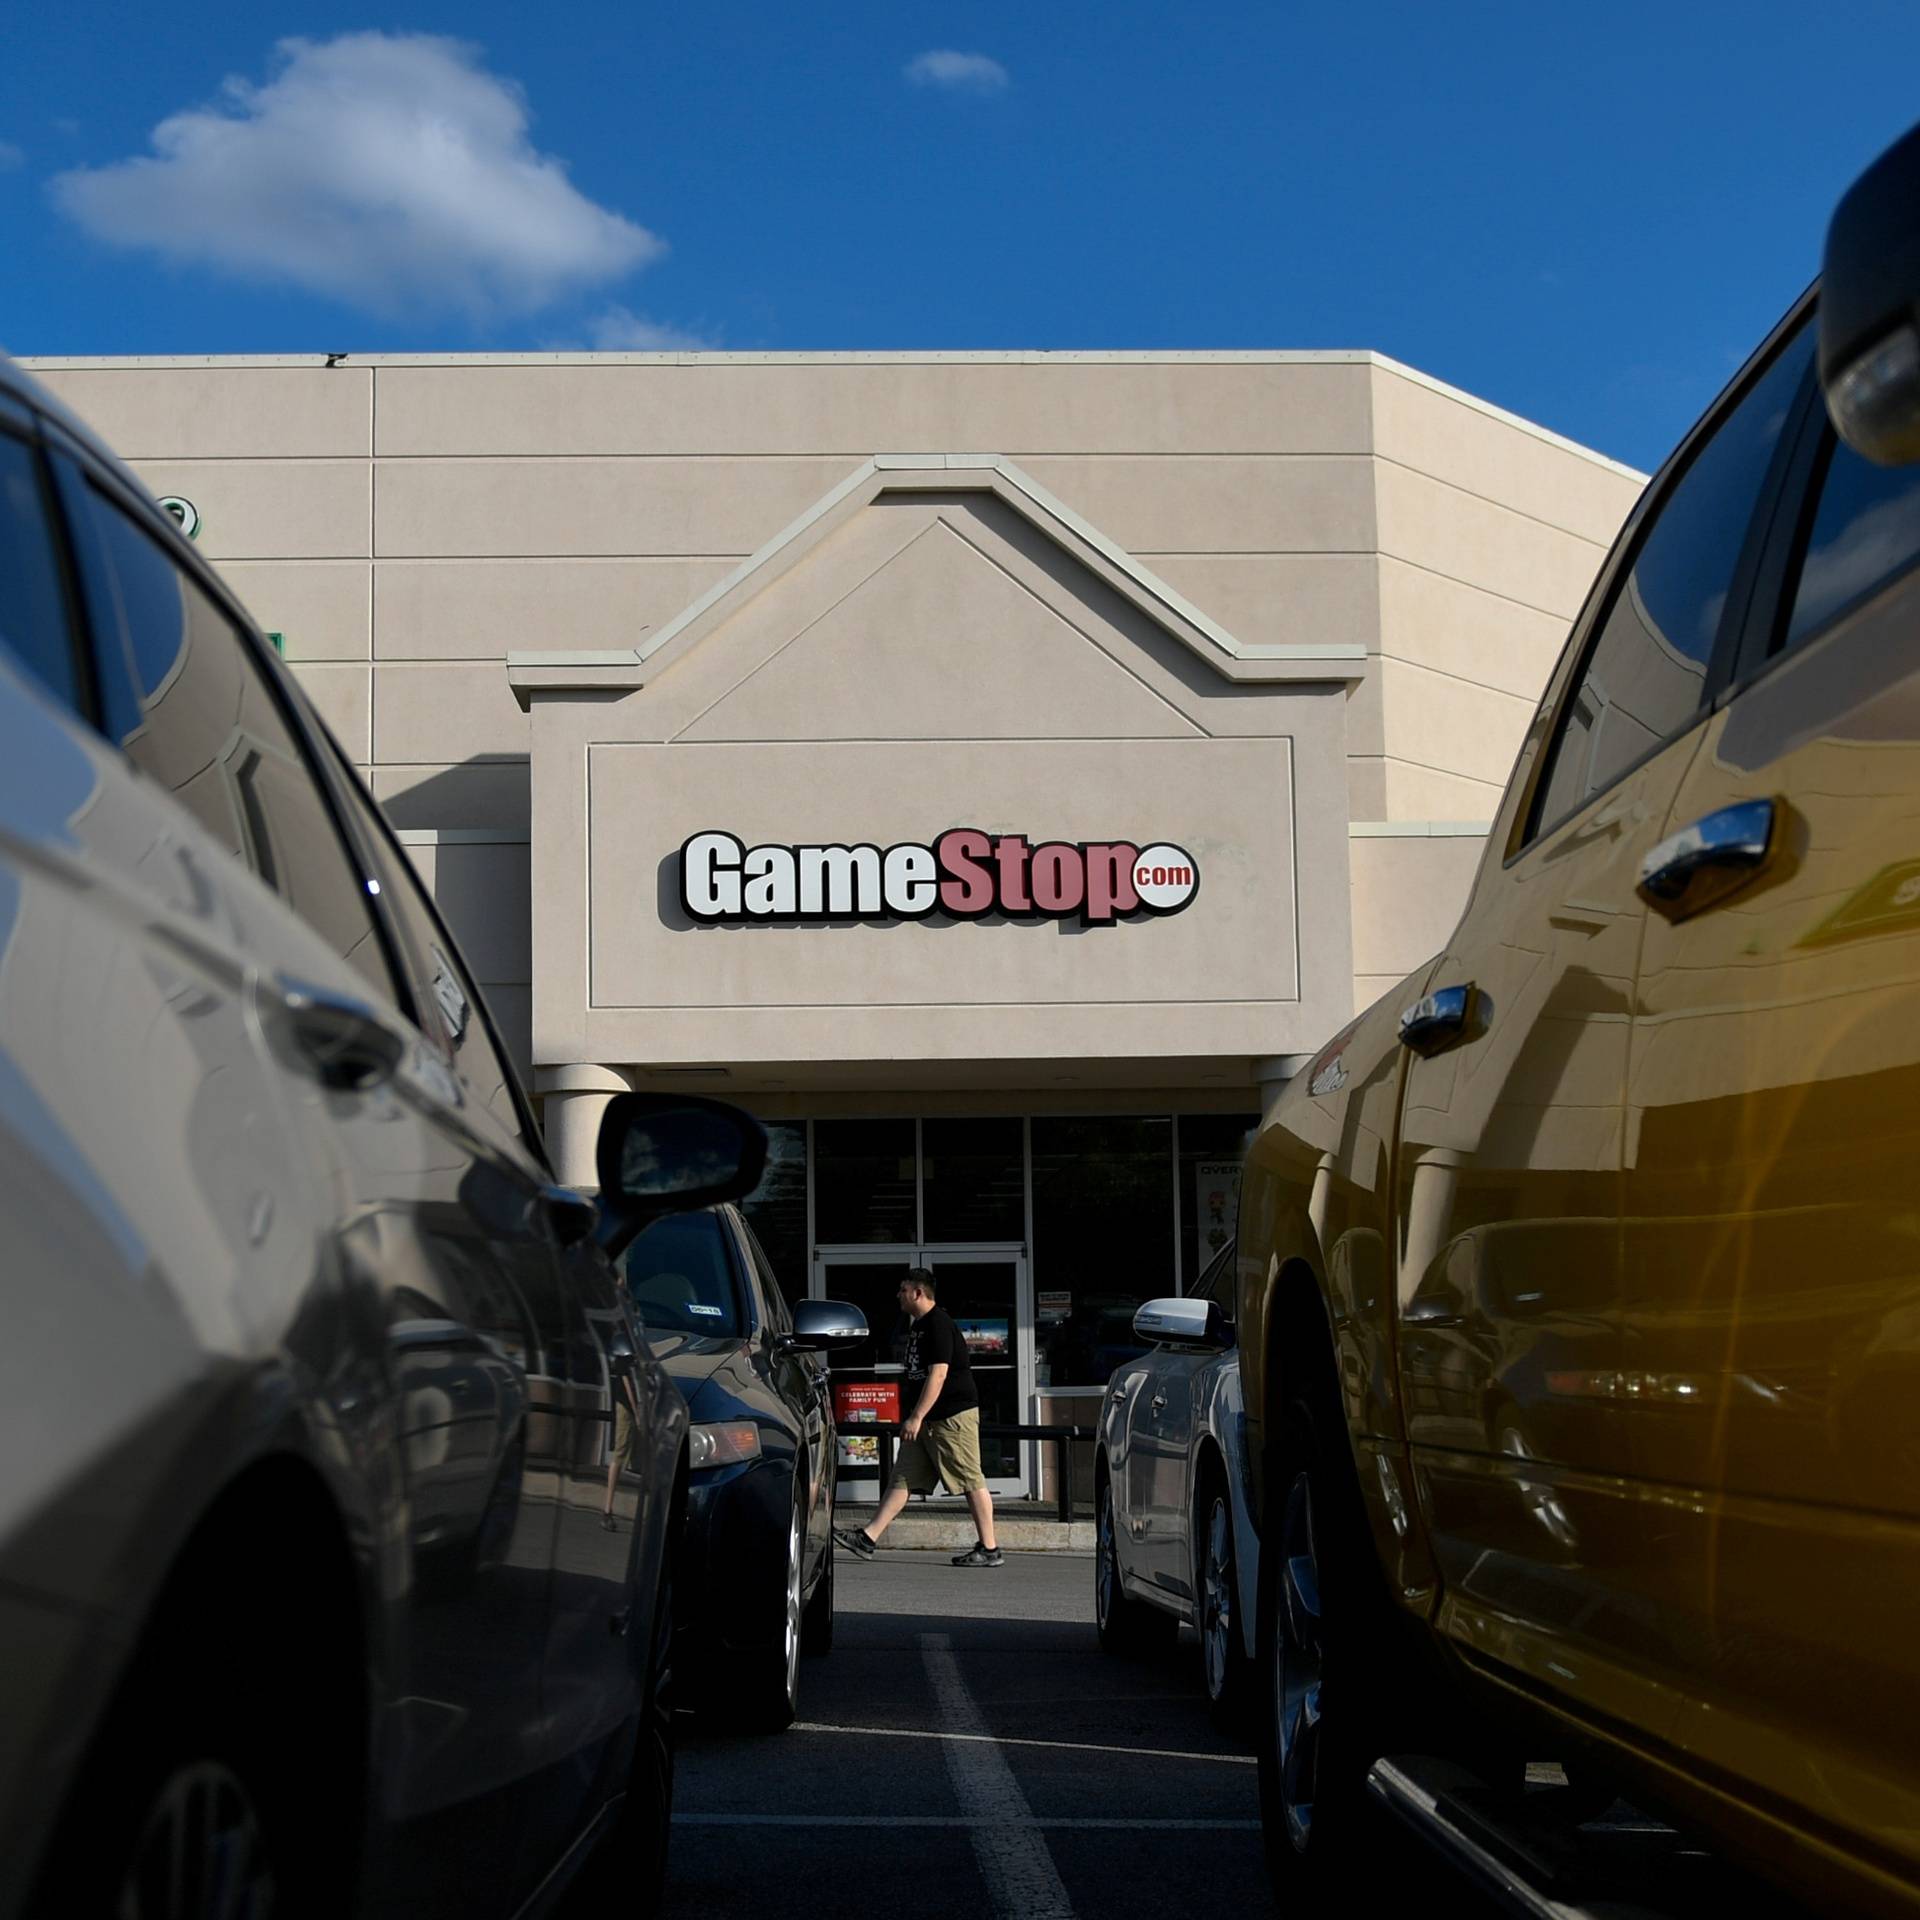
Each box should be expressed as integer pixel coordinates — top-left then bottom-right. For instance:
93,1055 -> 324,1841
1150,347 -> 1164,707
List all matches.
681,829 -> 1199,926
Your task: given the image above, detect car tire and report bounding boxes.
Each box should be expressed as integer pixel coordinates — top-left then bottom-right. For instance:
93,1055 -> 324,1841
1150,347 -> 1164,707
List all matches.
801,1510 -> 835,1656
1197,1484 -> 1251,1730
735,1493 -> 805,1732
1094,1471 -> 1176,1656
574,1537 -> 677,1911
34,1566 -> 355,1920
1256,1387 -> 1425,1902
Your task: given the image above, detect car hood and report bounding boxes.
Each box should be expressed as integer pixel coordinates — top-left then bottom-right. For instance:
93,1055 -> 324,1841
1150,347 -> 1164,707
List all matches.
642,1330 -> 746,1394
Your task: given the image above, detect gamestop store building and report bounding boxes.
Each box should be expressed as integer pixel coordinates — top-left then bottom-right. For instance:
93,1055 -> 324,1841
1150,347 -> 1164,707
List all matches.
27,352 -> 1643,1494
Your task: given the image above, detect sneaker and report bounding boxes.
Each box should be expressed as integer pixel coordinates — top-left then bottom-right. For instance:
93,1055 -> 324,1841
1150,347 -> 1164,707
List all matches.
833,1525 -> 877,1560
951,1543 -> 1005,1568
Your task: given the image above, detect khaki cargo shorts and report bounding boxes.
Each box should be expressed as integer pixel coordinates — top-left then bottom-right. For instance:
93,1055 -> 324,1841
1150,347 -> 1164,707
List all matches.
894,1406 -> 987,1495
612,1395 -> 640,1467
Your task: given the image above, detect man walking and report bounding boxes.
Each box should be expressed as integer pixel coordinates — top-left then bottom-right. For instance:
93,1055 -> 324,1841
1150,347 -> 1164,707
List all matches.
835,1268 -> 1003,1567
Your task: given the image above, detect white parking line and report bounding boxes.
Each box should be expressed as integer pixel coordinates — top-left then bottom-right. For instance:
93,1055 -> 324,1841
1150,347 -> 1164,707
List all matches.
792,1719 -> 1256,1767
922,1631 -> 1077,1920
674,1815 -> 1262,1830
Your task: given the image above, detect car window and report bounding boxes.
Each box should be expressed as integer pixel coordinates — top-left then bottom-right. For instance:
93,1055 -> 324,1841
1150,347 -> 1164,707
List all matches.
322,757 -> 532,1150
1775,428 -> 1920,655
1529,321 -> 1816,841
734,1212 -> 792,1334
0,431 -> 84,715
65,474 -> 396,1003
1190,1240 -> 1235,1308
622,1210 -> 745,1341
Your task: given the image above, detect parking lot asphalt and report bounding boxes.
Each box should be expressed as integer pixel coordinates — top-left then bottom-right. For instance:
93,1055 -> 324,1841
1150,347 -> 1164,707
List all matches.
656,1548 -> 1503,1920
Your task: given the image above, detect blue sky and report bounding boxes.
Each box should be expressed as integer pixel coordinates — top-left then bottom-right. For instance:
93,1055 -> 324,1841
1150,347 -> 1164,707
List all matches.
1,2 -> 1915,471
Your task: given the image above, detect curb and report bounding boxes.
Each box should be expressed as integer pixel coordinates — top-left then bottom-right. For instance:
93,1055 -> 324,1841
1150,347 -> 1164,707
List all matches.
838,1509 -> 1095,1553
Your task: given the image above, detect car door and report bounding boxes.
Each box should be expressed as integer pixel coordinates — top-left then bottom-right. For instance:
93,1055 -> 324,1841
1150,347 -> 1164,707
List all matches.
734,1210 -> 831,1569
1116,1339 -> 1168,1577
1394,307 -> 1817,1739
1620,326 -> 1920,1853
1134,1242 -> 1234,1600
309,736 -> 644,1876
51,452 -> 567,1911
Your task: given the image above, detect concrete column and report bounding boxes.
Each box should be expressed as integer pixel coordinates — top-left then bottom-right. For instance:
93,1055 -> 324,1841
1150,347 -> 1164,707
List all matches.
534,1064 -> 631,1191
1254,1053 -> 1313,1129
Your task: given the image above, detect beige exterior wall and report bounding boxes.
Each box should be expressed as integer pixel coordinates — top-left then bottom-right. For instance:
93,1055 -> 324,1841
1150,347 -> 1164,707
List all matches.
25,351 -> 1643,1059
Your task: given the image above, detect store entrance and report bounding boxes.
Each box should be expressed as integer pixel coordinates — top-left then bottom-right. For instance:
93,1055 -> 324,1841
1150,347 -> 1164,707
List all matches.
814,1245 -> 1030,1501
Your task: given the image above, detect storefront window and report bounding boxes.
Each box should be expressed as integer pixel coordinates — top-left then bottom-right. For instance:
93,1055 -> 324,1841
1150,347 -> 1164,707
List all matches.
922,1117 -> 1024,1243
1030,1115 -> 1173,1388
813,1117 -> 917,1244
1177,1113 -> 1259,1288
739,1120 -> 809,1302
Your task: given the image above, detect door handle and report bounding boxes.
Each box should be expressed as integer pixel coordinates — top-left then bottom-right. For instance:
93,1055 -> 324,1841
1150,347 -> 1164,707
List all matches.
1399,983 -> 1481,1057
272,975 -> 405,1091
1150,1393 -> 1168,1413
1402,1299 -> 1464,1328
1636,798 -> 1780,922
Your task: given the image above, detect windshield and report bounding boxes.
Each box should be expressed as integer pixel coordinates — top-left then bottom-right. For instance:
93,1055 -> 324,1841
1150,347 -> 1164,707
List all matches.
621,1211 -> 745,1340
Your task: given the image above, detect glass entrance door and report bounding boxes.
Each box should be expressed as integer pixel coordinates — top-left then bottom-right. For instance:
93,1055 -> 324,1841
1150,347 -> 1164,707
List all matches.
815,1246 -> 1029,1500
923,1251 -> 1023,1490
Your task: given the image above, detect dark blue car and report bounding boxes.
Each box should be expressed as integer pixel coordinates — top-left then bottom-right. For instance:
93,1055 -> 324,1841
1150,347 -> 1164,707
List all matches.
619,1206 -> 865,1730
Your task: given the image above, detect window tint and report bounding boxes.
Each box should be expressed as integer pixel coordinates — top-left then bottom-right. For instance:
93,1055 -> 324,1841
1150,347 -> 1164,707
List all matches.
623,1211 -> 744,1341
1777,430 -> 1920,653
0,434 -> 82,711
72,481 -> 394,1001
1532,323 -> 1815,838
813,1118 -> 916,1243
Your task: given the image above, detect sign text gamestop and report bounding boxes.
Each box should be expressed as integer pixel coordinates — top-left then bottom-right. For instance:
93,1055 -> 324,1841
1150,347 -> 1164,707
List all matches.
681,830 -> 1199,926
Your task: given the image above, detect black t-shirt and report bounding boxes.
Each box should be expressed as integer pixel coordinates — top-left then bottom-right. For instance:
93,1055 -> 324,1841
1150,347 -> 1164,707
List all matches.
904,1305 -> 979,1421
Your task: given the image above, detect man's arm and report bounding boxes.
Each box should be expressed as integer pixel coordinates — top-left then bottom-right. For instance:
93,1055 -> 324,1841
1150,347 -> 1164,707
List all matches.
903,1363 -> 948,1442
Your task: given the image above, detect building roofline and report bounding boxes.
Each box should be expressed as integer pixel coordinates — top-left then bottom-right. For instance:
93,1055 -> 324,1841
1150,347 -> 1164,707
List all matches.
13,347 -> 1648,482
508,452 -> 1369,699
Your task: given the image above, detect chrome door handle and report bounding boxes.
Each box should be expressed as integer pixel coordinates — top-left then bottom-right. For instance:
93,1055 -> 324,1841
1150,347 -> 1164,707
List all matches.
1150,1393 -> 1168,1412
1636,799 -> 1779,922
1399,983 -> 1481,1057
272,976 -> 405,1092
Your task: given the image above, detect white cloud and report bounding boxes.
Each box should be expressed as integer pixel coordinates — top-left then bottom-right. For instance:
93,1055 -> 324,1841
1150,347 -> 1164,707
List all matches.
48,33 -> 663,321
904,50 -> 1010,95
0,142 -> 24,172
580,306 -> 714,352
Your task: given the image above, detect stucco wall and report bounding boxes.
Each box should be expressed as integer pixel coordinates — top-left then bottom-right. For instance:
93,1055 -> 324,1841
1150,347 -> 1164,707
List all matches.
25,351 -> 1644,1043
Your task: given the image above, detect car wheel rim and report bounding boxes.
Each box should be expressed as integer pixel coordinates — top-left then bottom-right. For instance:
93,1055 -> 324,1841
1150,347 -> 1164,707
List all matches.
1275,1469 -> 1323,1854
784,1510 -> 802,1706
1202,1496 -> 1233,1701
1096,1485 -> 1116,1628
118,1760 -> 276,1920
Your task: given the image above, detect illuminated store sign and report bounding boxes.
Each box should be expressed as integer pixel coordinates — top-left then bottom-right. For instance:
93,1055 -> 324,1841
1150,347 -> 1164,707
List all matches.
681,829 -> 1199,926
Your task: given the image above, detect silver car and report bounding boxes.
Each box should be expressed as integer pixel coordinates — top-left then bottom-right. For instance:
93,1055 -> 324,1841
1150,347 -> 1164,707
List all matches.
1094,1239 -> 1260,1724
0,357 -> 762,1918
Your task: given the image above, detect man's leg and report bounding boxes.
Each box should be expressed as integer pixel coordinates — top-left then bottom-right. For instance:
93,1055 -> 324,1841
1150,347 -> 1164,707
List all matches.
863,1479 -> 912,1544
837,1436 -> 929,1557
965,1485 -> 998,1552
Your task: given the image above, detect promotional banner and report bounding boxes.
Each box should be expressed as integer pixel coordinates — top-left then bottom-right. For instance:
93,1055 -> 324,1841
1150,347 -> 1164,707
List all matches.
1196,1160 -> 1242,1259
833,1380 -> 901,1467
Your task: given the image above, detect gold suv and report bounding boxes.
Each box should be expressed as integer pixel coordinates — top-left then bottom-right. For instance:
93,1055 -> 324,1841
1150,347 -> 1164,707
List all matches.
1241,123 -> 1920,1914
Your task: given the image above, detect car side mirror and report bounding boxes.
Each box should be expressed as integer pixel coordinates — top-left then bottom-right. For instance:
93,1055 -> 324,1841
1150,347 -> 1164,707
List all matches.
1821,120 -> 1920,465
782,1298 -> 869,1351
1132,1296 -> 1232,1350
594,1093 -> 768,1255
